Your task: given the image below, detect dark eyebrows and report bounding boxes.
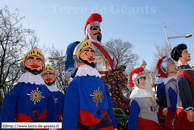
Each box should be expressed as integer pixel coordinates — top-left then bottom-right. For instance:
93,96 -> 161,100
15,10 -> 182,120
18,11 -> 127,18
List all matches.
27,56 -> 43,61
49,72 -> 54,75
27,57 -> 34,59
83,48 -> 95,52
36,57 -> 42,61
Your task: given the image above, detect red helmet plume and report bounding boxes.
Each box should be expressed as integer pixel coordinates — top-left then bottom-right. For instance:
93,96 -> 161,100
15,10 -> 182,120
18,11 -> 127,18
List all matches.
157,56 -> 166,78
129,67 -> 144,88
84,13 -> 102,35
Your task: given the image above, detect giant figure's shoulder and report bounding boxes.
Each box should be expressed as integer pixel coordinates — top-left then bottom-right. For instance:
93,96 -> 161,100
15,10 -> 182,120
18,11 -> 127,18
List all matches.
66,41 -> 80,51
67,77 -> 80,89
177,70 -> 194,83
165,76 -> 177,89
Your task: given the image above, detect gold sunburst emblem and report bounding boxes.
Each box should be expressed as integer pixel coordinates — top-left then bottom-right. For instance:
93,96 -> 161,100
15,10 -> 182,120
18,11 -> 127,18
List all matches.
90,87 -> 104,106
96,50 -> 110,69
27,87 -> 45,105
54,96 -> 58,104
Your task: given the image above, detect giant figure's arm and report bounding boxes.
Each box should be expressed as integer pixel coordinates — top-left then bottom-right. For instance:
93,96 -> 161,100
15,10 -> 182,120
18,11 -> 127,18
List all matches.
62,81 -> 79,130
64,42 -> 79,78
127,100 -> 140,130
177,75 -> 194,111
168,88 -> 177,117
1,85 -> 18,122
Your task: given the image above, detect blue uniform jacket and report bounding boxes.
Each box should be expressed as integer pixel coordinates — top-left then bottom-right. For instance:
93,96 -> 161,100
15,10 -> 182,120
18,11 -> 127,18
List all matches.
62,75 -> 117,130
157,82 -> 167,108
47,91 -> 65,122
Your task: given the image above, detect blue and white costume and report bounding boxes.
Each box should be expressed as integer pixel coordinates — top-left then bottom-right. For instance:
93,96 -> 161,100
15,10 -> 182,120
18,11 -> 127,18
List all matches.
46,85 -> 65,122
1,72 -> 53,126
62,65 -> 117,130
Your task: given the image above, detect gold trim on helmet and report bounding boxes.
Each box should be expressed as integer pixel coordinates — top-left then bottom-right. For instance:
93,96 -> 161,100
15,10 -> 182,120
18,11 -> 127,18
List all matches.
42,65 -> 57,75
22,48 -> 45,64
74,40 -> 95,58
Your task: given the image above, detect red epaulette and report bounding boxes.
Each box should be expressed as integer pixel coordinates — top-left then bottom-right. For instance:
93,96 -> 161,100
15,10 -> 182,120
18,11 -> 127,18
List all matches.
177,71 -> 194,84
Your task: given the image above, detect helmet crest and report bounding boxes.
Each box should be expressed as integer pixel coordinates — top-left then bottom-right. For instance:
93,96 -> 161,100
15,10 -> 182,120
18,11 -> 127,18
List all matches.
84,13 -> 102,35
129,67 -> 145,88
157,56 -> 166,78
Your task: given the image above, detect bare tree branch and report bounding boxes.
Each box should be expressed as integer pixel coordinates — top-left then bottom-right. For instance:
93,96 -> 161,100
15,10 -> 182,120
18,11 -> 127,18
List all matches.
105,39 -> 139,69
0,6 -> 39,102
150,42 -> 170,87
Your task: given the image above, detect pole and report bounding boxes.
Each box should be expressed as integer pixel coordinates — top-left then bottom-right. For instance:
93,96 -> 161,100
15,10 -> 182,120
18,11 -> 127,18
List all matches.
163,23 -> 171,53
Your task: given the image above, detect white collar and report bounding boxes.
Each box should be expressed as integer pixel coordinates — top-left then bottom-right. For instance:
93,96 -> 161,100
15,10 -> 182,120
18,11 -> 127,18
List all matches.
164,76 -> 177,85
129,87 -> 152,99
18,72 -> 45,85
75,65 -> 101,78
157,77 -> 166,84
89,39 -> 105,46
46,84 -> 60,92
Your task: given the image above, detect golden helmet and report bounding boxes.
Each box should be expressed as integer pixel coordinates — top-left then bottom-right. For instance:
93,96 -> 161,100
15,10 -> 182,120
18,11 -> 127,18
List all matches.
42,65 -> 57,75
73,40 -> 95,59
22,48 -> 45,64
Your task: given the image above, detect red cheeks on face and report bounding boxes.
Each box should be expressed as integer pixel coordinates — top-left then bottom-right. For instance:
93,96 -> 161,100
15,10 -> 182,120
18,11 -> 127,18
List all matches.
42,72 -> 55,83
24,56 -> 44,71
79,48 -> 96,63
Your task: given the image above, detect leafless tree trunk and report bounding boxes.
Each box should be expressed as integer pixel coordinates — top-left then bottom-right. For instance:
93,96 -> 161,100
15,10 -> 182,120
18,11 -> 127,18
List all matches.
0,6 -> 38,102
105,39 -> 139,69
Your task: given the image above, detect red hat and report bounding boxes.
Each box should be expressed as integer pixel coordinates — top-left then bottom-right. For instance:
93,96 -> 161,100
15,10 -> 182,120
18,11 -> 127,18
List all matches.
129,67 -> 145,88
156,56 -> 166,78
84,13 -> 102,35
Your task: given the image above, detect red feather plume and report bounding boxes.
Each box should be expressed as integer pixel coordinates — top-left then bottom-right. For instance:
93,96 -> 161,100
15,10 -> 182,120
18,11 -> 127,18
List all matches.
84,13 -> 102,34
157,56 -> 166,78
129,67 -> 144,88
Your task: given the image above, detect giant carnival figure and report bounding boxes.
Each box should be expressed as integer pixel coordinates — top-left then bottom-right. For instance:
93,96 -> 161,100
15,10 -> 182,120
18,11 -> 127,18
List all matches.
0,48 -> 53,129
127,67 -> 163,130
42,65 -> 65,123
161,57 -> 177,130
64,13 -> 130,129
171,43 -> 194,130
65,13 -> 113,77
156,56 -> 168,128
62,40 -> 117,130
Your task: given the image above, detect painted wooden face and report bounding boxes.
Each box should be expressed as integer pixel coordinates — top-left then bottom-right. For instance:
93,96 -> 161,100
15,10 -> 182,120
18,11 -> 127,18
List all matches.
168,61 -> 177,73
24,55 -> 44,71
79,47 -> 96,63
42,72 -> 55,84
90,26 -> 101,40
138,77 -> 146,89
181,49 -> 191,62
